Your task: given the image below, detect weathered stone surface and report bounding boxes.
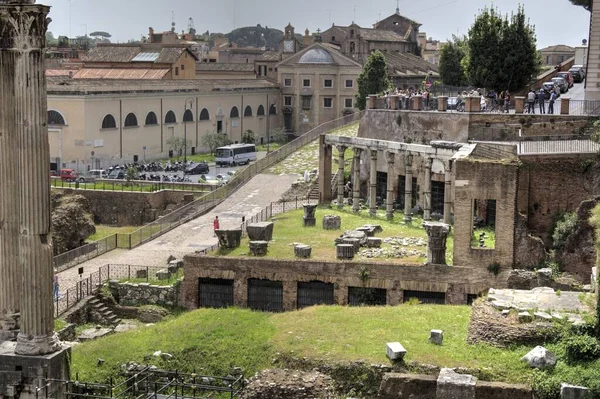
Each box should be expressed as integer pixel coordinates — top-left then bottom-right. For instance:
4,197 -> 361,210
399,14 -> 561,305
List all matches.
138,307 -> 170,323
518,312 -> 533,323
534,311 -> 553,321
156,269 -> 170,280
507,269 -> 537,290
429,329 -> 443,345
78,327 -> 113,342
303,204 -> 317,219
241,369 -> 336,399
216,229 -> 242,248
423,221 -> 450,265
336,244 -> 355,260
378,373 -> 437,399
335,230 -> 367,246
249,240 -> 268,256
322,215 -> 341,230
294,244 -> 312,259
136,269 -> 148,279
366,237 -> 382,248
514,212 -> 547,269
50,192 -> 96,255
303,217 -> 316,227
386,342 -> 406,361
592,267 -> 598,293
341,237 -> 360,252
521,346 -> 556,369
247,222 -> 274,241
436,368 -> 476,399
560,383 -> 590,399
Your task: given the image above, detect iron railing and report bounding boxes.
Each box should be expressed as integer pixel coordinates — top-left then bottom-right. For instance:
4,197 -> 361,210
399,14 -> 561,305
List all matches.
563,99 -> 600,116
54,235 -> 117,272
51,178 -> 217,193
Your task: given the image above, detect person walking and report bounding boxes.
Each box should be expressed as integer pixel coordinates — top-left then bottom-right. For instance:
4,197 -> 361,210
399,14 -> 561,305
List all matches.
53,273 -> 59,300
548,91 -> 557,114
504,90 -> 511,113
527,89 -> 535,114
213,216 -> 220,237
538,88 -> 546,114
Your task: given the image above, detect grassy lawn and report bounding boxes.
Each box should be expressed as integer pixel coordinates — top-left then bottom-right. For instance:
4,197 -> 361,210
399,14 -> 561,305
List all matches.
159,154 -> 215,163
220,206 -> 453,265
70,305 -> 533,386
268,122 -> 359,175
87,225 -> 138,242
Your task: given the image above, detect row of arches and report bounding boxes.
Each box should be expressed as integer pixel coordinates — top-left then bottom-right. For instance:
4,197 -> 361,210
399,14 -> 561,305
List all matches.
49,105 -> 277,130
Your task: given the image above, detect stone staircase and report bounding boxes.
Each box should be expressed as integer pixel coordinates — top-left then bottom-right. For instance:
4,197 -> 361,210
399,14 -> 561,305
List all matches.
88,297 -> 121,326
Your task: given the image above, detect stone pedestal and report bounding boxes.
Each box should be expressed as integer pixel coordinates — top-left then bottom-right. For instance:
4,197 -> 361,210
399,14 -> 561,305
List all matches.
423,222 -> 450,265
389,95 -> 399,110
294,244 -> 312,258
560,383 -> 589,399
437,96 -> 448,112
515,96 -> 525,113
429,329 -> 443,345
249,240 -> 268,256
246,222 -> 274,241
303,204 -> 317,227
436,368 -> 476,399
465,96 -> 481,112
560,97 -> 570,115
411,95 -> 423,111
386,342 -> 406,361
336,244 -> 355,260
215,229 -> 242,249
366,237 -> 382,248
367,94 -> 378,109
322,215 -> 341,230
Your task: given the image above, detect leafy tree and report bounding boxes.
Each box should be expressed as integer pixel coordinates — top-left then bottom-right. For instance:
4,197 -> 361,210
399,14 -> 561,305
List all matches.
439,36 -> 468,86
89,31 -> 112,39
125,167 -> 138,183
241,129 -> 256,144
355,50 -> 389,110
569,0 -> 592,11
201,131 -> 231,155
166,136 -> 191,157
46,31 -> 58,46
269,127 -> 288,144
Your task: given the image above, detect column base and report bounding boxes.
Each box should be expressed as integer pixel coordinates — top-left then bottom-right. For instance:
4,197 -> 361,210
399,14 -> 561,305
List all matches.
15,332 -> 62,356
386,211 -> 394,221
404,215 -> 413,224
369,209 -> 377,217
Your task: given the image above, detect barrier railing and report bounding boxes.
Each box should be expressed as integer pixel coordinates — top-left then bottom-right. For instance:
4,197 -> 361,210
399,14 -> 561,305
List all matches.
51,178 -> 217,193
53,235 -> 117,272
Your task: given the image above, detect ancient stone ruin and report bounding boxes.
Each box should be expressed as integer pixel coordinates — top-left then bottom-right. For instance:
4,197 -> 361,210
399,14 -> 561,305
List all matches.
303,204 -> 317,227
246,222 -> 274,241
423,222 -> 451,265
215,229 -> 242,249
322,214 -> 341,230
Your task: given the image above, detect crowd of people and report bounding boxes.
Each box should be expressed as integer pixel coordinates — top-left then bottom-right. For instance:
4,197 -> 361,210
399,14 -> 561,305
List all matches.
526,88 -> 558,114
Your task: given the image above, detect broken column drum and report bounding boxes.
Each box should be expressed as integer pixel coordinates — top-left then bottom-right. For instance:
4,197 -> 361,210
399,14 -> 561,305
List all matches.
423,222 -> 451,265
215,229 -> 242,249
322,215 -> 341,230
303,204 -> 317,227
246,222 -> 274,241
0,1 -> 61,355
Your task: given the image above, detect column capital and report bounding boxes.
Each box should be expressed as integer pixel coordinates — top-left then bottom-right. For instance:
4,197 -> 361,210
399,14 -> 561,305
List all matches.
370,149 -> 378,160
386,151 -> 395,164
336,145 -> 347,153
353,147 -> 362,156
0,4 -> 50,50
405,153 -> 413,167
424,157 -> 432,167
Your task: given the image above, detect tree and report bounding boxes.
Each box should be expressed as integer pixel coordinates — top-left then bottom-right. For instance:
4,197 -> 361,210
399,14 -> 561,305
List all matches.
569,0 -> 592,11
355,50 -> 390,110
466,6 -> 539,92
125,167 -> 138,183
201,131 -> 231,155
269,127 -> 288,144
46,31 -> 58,46
166,136 -> 191,157
89,31 -> 112,39
439,36 -> 468,86
241,129 -> 255,144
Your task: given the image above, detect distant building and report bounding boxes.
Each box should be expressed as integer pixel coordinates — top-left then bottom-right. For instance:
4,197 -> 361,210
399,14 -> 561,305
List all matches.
417,32 -> 444,65
372,9 -> 421,53
539,45 -> 575,66
279,23 -> 304,57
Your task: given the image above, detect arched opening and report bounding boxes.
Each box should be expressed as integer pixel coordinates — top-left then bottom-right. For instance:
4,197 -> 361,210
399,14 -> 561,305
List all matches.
199,108 -> 210,121
183,109 -> 194,122
48,110 -> 66,126
244,105 -> 253,117
257,105 -> 265,116
230,106 -> 240,118
101,114 -> 117,129
269,104 -> 277,115
165,110 -> 177,124
124,113 -> 138,128
145,112 -> 158,126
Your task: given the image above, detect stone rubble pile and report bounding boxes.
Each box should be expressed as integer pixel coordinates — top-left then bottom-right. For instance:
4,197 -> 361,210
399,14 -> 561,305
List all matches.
241,369 -> 337,399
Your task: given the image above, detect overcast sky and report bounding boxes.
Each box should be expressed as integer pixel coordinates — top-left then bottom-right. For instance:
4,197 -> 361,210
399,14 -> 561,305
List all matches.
42,0 -> 590,49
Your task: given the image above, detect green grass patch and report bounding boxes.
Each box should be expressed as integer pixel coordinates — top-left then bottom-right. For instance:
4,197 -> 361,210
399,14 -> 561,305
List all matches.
220,206 -> 446,264
471,226 -> 496,249
87,225 -> 138,242
54,318 -> 67,332
159,154 -> 215,163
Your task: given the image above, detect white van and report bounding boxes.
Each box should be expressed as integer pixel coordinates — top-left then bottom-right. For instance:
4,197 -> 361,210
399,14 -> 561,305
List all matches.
79,169 -> 106,182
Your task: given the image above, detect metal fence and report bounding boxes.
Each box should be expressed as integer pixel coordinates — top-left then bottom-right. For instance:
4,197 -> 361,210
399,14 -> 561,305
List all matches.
562,99 -> 600,116
240,197 -> 313,234
51,178 -> 216,193
53,235 -> 117,272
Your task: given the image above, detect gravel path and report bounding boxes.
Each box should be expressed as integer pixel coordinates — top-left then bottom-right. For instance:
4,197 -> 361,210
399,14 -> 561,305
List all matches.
57,173 -> 299,289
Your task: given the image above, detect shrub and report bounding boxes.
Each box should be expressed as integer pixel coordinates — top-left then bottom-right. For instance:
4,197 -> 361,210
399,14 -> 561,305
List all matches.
552,212 -> 578,250
563,333 -> 600,364
487,262 -> 501,276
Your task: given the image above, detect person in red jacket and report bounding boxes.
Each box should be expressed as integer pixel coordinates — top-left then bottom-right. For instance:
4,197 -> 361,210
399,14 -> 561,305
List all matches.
213,216 -> 220,237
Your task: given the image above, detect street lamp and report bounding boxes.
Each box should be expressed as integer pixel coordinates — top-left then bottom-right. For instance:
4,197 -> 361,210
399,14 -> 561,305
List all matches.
184,98 -> 194,164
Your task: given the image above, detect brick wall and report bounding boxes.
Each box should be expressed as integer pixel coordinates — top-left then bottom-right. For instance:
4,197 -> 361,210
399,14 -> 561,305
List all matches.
181,256 -> 509,310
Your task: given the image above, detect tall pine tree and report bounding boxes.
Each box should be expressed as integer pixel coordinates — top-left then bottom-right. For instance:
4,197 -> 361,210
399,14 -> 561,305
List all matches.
355,50 -> 389,110
439,36 -> 468,86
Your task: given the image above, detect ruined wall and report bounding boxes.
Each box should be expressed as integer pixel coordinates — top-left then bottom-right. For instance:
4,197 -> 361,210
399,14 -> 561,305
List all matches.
54,188 -> 194,226
453,159 -> 518,270
181,256 -> 509,310
109,280 -> 181,307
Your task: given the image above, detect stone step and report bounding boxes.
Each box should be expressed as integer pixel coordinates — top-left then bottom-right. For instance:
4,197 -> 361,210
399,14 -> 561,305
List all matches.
88,298 -> 101,305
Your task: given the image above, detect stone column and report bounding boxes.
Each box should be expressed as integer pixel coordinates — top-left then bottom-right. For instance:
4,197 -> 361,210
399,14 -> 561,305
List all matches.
443,163 -> 453,225
336,145 -> 346,208
368,95 -> 378,109
352,148 -> 361,213
318,135 -> 332,204
423,158 -> 432,221
389,95 -> 399,110
514,96 -> 525,113
423,222 -> 451,265
369,149 -> 378,217
437,96 -> 448,112
560,97 -> 570,115
0,3 -> 61,356
404,153 -> 413,223
385,151 -> 395,220
0,11 -> 20,341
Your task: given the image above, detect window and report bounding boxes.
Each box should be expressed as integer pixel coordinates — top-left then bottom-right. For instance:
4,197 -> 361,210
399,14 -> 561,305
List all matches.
332,36 -> 336,42
345,79 -> 353,88
124,113 -> 138,127
199,108 -> 210,121
284,96 -> 292,106
230,106 -> 239,118
269,104 -> 277,115
301,96 -> 311,110
244,105 -> 253,117
175,67 -> 179,76
145,112 -> 158,126
303,79 -> 311,87
257,105 -> 265,116
323,98 -> 333,108
48,110 -> 66,126
471,199 -> 497,249
165,110 -> 177,124
284,78 -> 292,87
181,64 -> 185,70
324,79 -> 333,88
345,98 -> 353,108
183,109 -> 194,122
101,114 -> 117,129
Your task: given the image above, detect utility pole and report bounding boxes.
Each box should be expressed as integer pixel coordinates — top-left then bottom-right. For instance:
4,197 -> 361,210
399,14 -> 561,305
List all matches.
184,98 -> 194,164
69,0 -> 72,39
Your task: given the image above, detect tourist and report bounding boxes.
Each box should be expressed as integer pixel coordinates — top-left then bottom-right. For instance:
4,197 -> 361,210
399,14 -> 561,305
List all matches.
527,89 -> 535,114
53,273 -> 59,300
480,93 -> 487,111
538,88 -> 546,114
548,91 -> 557,114
213,216 -> 220,237
504,90 -> 511,113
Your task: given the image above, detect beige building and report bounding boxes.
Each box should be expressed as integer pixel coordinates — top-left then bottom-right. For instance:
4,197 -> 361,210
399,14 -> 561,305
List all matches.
417,32 -> 444,65
539,45 -> 575,66
47,77 -> 281,170
277,42 -> 362,134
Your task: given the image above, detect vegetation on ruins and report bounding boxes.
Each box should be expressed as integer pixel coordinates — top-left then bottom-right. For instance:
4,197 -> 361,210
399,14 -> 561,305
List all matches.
355,50 -> 390,110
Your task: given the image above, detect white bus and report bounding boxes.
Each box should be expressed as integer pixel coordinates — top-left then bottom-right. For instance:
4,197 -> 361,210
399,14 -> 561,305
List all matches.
215,144 -> 257,166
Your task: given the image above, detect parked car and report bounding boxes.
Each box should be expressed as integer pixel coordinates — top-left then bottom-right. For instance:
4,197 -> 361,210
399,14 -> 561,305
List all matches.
198,174 -> 221,185
569,67 -> 585,83
551,77 -> 568,93
556,71 -> 574,88
572,64 -> 586,77
184,162 -> 209,175
107,168 -> 125,180
59,169 -> 77,182
541,82 -> 560,99
79,169 -> 106,182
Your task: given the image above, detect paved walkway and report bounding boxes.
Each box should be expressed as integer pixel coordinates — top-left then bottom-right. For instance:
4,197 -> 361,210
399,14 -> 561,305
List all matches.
57,173 -> 299,288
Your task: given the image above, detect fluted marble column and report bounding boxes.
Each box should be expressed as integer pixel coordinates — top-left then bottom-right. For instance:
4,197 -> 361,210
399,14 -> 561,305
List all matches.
444,162 -> 453,225
337,145 -> 346,208
352,148 -> 361,213
423,158 -> 432,221
369,150 -> 378,217
404,153 -> 413,223
0,2 -> 60,355
385,151 -> 395,220
0,20 -> 20,341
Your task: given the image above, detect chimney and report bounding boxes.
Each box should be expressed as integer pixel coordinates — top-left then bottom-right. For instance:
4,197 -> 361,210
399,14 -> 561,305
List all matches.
149,27 -> 154,43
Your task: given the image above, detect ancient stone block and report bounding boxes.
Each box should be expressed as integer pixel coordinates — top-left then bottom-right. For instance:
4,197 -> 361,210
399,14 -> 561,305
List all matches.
521,346 -> 556,369
429,329 -> 443,345
366,237 -> 382,248
247,222 -> 274,241
560,383 -> 590,399
303,217 -> 316,227
342,237 -> 360,252
336,244 -> 355,260
322,215 -> 341,230
294,244 -> 312,258
335,230 -> 367,246
386,342 -> 407,361
436,368 -> 476,399
249,240 -> 268,256
423,221 -> 450,265
215,229 -> 242,249
303,204 -> 317,219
